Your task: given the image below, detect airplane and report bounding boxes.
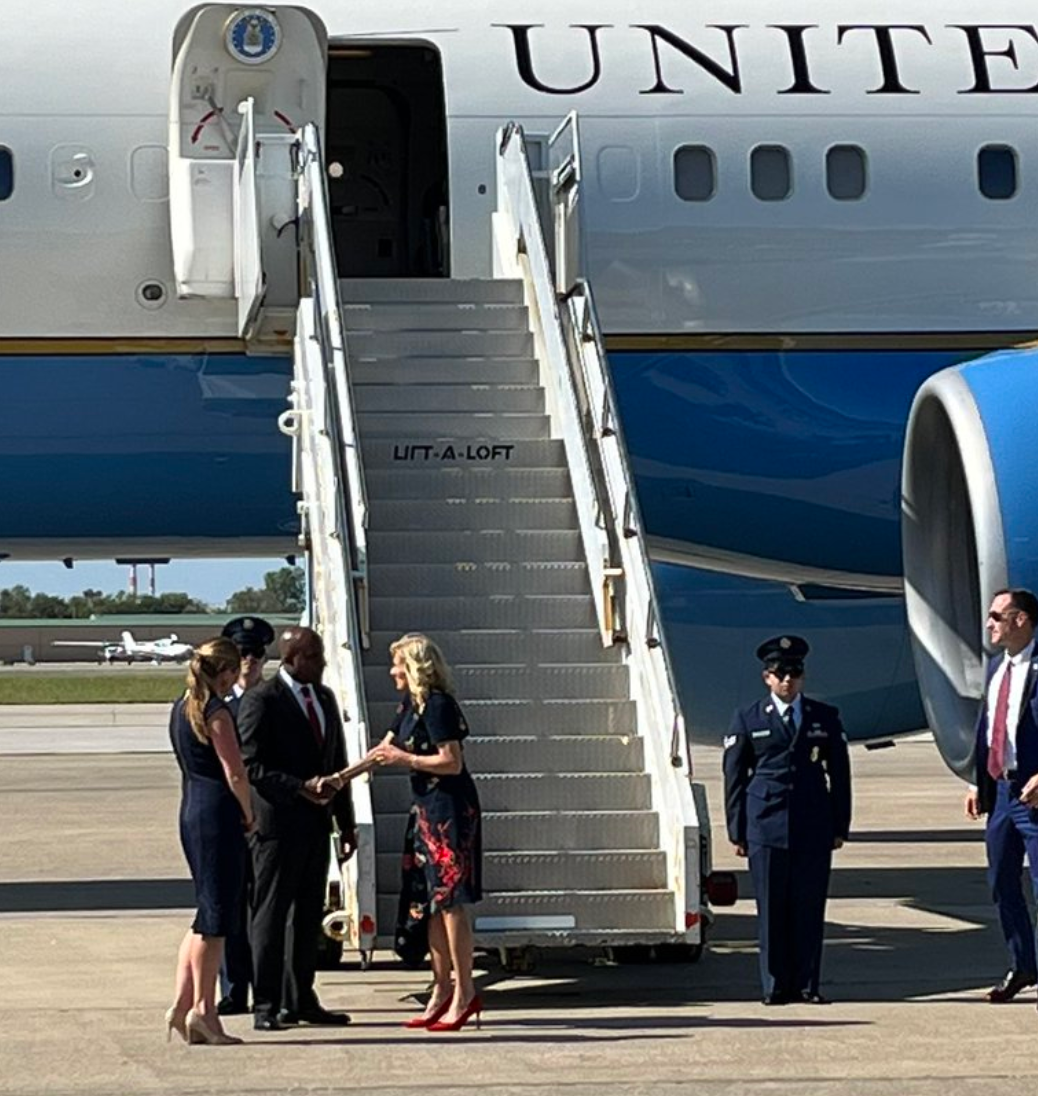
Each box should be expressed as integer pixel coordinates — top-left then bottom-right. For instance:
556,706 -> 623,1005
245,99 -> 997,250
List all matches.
53,632 -> 194,664
3,1 -> 1035,777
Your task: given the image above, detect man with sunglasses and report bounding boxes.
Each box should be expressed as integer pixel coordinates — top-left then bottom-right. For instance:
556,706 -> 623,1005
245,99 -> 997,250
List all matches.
966,588 -> 1038,1005
723,635 -> 852,1005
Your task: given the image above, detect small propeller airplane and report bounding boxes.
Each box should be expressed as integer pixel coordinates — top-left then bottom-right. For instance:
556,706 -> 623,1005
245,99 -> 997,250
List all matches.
53,631 -> 194,664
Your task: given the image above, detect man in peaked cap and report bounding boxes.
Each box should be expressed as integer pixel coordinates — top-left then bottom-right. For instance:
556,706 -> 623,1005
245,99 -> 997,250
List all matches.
215,615 -> 276,1016
723,635 -> 852,1005
221,616 -> 277,719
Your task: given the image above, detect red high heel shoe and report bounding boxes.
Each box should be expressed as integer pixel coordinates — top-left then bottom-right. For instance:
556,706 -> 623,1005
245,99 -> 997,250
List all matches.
427,994 -> 483,1032
402,998 -> 452,1030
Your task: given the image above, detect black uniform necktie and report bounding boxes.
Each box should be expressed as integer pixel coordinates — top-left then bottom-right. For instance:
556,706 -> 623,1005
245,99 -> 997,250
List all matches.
784,707 -> 797,735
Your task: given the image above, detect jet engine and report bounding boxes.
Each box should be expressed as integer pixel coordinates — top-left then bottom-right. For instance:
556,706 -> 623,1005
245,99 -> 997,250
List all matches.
902,348 -> 1038,777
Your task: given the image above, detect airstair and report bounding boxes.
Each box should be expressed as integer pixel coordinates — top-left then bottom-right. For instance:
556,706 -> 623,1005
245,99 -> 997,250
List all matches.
165,3 -> 725,963
286,115 -> 726,962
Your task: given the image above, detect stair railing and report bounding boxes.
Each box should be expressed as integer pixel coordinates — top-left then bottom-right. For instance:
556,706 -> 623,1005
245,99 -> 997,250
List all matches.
281,122 -> 377,961
494,118 -> 710,941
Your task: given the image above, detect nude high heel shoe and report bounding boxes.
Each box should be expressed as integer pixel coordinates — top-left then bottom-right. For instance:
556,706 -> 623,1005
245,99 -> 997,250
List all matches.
185,1008 -> 243,1045
165,1006 -> 188,1043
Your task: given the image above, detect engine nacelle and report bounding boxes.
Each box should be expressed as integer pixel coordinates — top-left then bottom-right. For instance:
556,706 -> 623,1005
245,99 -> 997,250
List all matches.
902,348 -> 1038,777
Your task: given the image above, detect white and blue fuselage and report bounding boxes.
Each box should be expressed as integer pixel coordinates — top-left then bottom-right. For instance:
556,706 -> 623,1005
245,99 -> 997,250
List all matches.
3,2 -> 1037,747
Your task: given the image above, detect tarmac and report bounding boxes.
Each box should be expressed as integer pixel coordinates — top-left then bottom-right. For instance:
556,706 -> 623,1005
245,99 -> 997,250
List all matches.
0,705 -> 1035,1096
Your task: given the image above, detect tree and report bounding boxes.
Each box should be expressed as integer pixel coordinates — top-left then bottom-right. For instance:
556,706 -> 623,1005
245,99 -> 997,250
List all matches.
0,585 -> 35,617
225,566 -> 305,614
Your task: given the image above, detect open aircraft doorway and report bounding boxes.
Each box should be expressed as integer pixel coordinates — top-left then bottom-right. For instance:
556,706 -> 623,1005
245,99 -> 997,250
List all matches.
325,44 -> 449,278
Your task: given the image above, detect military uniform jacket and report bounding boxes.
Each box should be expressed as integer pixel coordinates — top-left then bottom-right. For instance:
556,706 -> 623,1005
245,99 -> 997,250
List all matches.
238,675 -> 355,839
724,695 -> 851,850
973,651 -> 1038,816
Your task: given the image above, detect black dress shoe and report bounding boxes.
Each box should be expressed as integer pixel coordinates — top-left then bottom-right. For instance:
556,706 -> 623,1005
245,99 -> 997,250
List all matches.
278,1006 -> 352,1027
799,991 -> 830,1005
217,996 -> 249,1016
762,992 -> 790,1006
253,1015 -> 284,1031
986,970 -> 1037,1003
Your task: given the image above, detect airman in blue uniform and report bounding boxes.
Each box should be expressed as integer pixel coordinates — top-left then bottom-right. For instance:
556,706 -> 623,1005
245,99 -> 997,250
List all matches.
215,615 -> 276,1016
723,635 -> 852,1005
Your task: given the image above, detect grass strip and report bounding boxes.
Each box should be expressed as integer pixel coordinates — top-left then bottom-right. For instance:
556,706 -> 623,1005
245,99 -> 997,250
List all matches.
0,674 -> 185,705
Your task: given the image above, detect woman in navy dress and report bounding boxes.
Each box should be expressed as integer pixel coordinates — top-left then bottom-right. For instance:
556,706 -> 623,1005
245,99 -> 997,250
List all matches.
166,638 -> 254,1046
369,633 -> 483,1031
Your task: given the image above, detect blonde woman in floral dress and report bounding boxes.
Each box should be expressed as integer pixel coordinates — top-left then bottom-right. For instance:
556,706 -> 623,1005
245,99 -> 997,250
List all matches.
369,633 -> 483,1032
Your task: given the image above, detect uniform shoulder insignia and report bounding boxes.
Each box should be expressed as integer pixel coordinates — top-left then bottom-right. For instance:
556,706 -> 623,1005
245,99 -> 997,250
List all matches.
723,734 -> 737,749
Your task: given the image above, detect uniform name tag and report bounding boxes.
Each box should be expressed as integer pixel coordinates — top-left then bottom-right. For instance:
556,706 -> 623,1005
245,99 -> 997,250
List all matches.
752,729 -> 771,739
807,728 -> 826,738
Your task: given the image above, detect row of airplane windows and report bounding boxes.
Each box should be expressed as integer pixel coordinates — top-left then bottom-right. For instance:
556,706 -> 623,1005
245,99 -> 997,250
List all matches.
674,143 -> 1019,203
0,143 -> 1019,207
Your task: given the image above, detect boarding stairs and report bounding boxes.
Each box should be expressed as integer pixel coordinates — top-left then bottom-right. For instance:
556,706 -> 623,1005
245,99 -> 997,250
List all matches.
343,275 -> 678,946
282,118 -> 716,962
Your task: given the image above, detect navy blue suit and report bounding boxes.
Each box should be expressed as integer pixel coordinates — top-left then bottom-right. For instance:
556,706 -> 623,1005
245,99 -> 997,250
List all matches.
974,652 -> 1038,978
724,695 -> 851,998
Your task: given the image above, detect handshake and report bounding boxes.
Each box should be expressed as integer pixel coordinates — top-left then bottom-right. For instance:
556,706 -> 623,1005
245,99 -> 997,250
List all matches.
298,735 -> 397,806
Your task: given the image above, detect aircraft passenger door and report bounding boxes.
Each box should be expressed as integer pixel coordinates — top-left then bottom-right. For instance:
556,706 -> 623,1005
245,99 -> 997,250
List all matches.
168,5 -> 328,316
325,45 -> 450,277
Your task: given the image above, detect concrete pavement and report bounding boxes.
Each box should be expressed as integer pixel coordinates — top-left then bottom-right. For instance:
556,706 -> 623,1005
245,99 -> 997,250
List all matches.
0,713 -> 1034,1095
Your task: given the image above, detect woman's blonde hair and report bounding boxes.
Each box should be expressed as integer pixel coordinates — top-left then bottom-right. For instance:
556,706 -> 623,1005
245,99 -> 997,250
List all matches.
389,633 -> 454,711
184,637 -> 241,744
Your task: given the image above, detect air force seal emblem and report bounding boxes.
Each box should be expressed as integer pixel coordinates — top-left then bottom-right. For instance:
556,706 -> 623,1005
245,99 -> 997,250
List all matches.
225,8 -> 282,65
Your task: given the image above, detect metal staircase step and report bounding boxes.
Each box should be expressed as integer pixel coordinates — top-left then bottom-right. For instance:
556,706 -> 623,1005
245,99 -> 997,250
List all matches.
363,663 -> 627,701
372,772 -> 650,812
367,562 -> 589,598
342,303 -> 530,331
354,384 -> 544,414
376,849 -> 666,892
464,735 -> 645,773
367,498 -> 576,530
367,594 -> 593,630
346,330 -> 533,358
365,628 -> 613,664
375,809 -> 660,851
351,358 -> 539,385
365,529 -> 581,565
365,467 -> 571,498
361,438 -> 566,470
366,698 -> 636,737
340,278 -> 524,304
356,412 -> 550,440
375,890 -> 674,934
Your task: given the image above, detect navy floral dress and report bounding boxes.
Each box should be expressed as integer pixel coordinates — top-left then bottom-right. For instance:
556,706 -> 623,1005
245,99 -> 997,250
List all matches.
393,691 -> 482,958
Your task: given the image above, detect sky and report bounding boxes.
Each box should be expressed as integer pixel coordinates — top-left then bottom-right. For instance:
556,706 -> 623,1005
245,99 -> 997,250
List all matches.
0,557 -> 284,607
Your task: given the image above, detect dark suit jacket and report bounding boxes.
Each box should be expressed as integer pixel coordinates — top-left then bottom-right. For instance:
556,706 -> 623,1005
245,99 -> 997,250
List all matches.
724,695 -> 851,850
238,674 -> 355,840
973,650 -> 1038,815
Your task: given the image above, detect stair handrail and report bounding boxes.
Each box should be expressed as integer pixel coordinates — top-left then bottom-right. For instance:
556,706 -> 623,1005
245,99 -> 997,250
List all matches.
494,119 -> 708,939
288,122 -> 377,959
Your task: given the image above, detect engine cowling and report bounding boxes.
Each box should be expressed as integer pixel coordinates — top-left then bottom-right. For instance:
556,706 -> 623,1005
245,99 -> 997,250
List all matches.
902,348 -> 1038,777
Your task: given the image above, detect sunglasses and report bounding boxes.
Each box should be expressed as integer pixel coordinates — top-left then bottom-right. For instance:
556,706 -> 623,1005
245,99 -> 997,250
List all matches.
987,609 -> 1020,623
766,664 -> 804,679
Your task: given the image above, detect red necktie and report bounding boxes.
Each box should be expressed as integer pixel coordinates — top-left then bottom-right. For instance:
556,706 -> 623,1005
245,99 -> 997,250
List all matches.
301,686 -> 324,749
987,662 -> 1013,781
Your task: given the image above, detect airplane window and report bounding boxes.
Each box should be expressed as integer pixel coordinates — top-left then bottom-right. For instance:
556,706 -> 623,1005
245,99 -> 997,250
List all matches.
826,145 -> 867,200
0,148 -> 12,200
978,145 -> 1017,200
751,145 -> 792,201
674,145 -> 716,201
